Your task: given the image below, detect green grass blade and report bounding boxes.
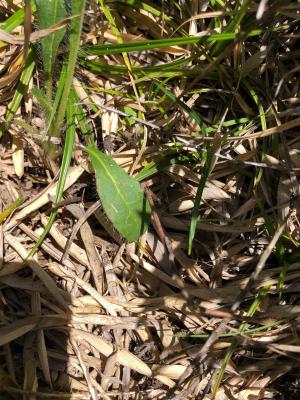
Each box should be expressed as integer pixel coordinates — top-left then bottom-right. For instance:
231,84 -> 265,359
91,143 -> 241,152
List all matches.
71,86 -> 93,145
176,319 -> 284,338
80,56 -> 196,77
153,79 -> 210,253
0,8 -> 25,32
0,1 -> 36,32
188,146 -> 213,254
82,30 -> 262,56
6,48 -> 35,123
212,1 -> 251,55
54,94 -> 77,201
49,0 -> 86,158
0,47 -> 35,138
86,146 -> 151,242
212,285 -> 271,397
106,0 -> 173,22
46,62 -> 67,127
135,156 -> 179,182
154,80 -> 206,135
82,60 -> 199,79
42,61 -> 67,155
29,94 -> 76,256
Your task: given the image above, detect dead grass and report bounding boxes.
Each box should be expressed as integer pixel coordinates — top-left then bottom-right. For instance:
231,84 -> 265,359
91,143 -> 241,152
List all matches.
1,0 -> 300,399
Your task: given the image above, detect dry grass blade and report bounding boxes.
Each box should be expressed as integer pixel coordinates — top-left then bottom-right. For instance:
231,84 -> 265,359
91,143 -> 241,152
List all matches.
41,215 -> 89,267
232,221 -> 287,311
5,234 -> 67,309
68,328 -> 152,377
0,317 -> 39,347
0,16 -> 75,45
32,292 -> 52,388
4,166 -> 84,231
48,262 -> 117,316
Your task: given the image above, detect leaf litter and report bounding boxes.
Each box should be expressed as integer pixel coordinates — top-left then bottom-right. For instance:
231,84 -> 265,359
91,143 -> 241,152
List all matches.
1,1 -> 300,399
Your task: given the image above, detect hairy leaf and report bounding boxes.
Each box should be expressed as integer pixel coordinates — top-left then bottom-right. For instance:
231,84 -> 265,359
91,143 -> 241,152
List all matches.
86,146 -> 151,242
35,0 -> 66,101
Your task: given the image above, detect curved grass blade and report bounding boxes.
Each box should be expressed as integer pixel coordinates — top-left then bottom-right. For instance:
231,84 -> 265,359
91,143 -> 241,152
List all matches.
153,81 -> 211,254
86,146 -> 151,242
5,48 -> 35,123
28,95 -> 76,257
0,47 -> 35,138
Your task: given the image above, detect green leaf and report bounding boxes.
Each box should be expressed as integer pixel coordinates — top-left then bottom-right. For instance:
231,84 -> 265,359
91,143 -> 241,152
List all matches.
86,146 -> 151,242
55,93 -> 77,202
34,0 -> 66,101
123,106 -> 137,125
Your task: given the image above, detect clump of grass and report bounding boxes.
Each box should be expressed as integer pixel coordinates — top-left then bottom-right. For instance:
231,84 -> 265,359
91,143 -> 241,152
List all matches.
1,1 -> 300,400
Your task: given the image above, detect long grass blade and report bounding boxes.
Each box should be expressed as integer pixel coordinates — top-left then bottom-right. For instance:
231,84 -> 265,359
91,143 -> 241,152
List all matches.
83,30 -> 262,56
0,47 -> 35,138
49,0 -> 86,158
29,95 -> 76,257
